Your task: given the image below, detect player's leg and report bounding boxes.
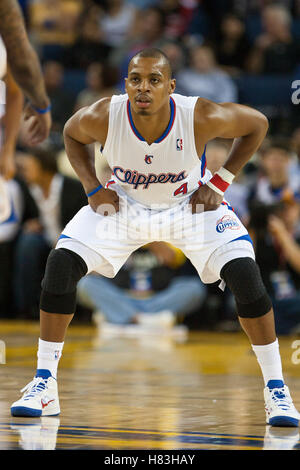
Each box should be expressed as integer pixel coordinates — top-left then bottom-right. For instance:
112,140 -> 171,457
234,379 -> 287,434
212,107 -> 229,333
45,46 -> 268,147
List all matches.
173,201 -> 299,426
10,241 -> 101,418
210,249 -> 300,427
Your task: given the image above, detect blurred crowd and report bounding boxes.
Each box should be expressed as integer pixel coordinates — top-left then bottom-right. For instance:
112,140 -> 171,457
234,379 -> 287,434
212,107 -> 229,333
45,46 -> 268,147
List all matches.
1,0 -> 300,336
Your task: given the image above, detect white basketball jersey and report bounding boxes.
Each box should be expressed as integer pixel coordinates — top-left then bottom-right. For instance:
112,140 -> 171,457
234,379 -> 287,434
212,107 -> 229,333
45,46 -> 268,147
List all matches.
101,93 -> 212,208
0,36 -> 7,120
0,36 -> 7,80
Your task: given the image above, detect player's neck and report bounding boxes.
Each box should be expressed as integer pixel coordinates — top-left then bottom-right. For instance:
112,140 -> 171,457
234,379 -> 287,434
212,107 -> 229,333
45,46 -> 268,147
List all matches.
130,101 -> 171,145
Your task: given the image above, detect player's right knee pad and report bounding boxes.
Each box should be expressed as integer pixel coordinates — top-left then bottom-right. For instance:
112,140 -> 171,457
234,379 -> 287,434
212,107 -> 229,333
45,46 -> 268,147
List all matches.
40,248 -> 88,314
220,257 -> 272,318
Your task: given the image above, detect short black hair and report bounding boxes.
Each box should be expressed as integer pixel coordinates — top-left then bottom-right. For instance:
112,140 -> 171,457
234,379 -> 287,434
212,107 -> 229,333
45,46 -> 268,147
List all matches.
261,138 -> 291,157
128,48 -> 172,78
25,146 -> 59,174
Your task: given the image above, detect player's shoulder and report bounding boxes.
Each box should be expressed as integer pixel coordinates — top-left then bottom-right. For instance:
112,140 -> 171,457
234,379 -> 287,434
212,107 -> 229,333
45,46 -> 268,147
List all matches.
80,93 -> 127,123
194,97 -> 224,122
81,96 -> 112,123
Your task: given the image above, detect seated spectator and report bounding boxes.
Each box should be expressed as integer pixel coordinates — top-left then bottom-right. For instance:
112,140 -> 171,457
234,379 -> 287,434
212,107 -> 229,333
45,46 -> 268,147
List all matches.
248,197 -> 300,335
99,0 -> 137,48
212,13 -> 252,75
246,4 -> 300,74
160,40 -> 186,76
0,177 -> 37,317
28,0 -> 83,61
175,44 -> 238,102
77,241 -> 206,335
62,4 -> 111,69
74,62 -> 119,112
40,61 -> 76,148
160,0 -> 197,41
248,139 -> 300,207
13,147 -> 87,318
109,6 -> 167,85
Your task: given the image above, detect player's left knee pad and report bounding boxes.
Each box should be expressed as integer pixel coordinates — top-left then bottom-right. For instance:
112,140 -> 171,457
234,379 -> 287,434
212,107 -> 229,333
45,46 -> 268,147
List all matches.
40,248 -> 88,314
220,257 -> 272,318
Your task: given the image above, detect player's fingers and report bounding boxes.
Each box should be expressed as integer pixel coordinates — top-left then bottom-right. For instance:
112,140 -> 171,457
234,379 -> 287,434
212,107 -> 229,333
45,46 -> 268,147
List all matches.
203,204 -> 220,212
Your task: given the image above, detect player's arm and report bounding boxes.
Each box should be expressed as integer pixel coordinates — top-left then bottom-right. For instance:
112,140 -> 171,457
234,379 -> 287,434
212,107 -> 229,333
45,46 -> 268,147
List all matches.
190,99 -> 268,212
63,99 -> 110,195
0,67 -> 23,179
0,0 -> 49,110
196,100 -> 269,176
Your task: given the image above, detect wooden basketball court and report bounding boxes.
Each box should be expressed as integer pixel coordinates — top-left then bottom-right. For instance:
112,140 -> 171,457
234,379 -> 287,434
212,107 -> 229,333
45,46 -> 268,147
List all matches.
0,320 -> 300,450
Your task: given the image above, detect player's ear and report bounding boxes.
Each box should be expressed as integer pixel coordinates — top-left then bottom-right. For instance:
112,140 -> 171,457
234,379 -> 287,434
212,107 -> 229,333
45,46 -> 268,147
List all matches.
124,77 -> 128,93
169,78 -> 176,95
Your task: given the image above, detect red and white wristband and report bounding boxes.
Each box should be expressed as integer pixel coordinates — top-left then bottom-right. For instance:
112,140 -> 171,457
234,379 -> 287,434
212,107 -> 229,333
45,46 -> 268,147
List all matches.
206,167 -> 235,196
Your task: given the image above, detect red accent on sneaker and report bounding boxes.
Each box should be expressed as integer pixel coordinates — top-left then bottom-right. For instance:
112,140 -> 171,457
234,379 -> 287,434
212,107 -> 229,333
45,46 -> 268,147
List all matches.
41,399 -> 55,409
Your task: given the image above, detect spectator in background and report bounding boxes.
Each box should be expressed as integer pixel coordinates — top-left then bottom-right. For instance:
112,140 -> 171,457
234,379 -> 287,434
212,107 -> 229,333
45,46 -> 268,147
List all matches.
109,6 -> 167,85
62,4 -> 111,69
0,176 -> 38,317
246,4 -> 300,74
160,40 -> 186,76
13,146 -> 87,318
77,241 -> 206,335
99,0 -> 137,48
248,197 -> 300,335
74,62 -> 119,111
28,0 -> 83,61
175,44 -> 238,102
212,13 -> 252,76
39,61 -> 75,148
160,0 -> 197,41
248,140 -> 300,208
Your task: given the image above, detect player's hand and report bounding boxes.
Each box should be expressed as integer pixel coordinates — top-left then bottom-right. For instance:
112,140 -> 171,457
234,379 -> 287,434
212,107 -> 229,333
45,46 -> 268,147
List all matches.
21,102 -> 52,146
0,148 -> 16,180
88,187 -> 119,216
268,215 -> 289,243
189,184 -> 223,213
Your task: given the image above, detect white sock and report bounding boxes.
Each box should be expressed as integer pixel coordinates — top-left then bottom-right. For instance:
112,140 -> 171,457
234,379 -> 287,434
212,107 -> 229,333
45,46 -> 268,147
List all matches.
37,338 -> 64,379
251,338 -> 284,386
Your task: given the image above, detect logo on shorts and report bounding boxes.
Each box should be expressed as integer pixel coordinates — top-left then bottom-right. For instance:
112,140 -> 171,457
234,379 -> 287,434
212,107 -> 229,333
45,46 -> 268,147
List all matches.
216,215 -> 240,233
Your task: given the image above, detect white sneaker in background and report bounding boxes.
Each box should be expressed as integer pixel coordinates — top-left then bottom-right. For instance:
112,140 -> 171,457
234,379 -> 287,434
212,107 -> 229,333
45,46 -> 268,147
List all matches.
136,310 -> 176,329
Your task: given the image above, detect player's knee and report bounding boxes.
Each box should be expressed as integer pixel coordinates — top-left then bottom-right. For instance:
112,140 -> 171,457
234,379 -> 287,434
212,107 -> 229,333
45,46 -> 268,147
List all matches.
220,257 -> 272,318
40,248 -> 88,314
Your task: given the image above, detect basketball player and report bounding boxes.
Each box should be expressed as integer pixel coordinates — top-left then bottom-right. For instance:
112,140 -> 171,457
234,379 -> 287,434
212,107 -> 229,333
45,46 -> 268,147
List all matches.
0,0 -> 51,145
11,49 -> 300,427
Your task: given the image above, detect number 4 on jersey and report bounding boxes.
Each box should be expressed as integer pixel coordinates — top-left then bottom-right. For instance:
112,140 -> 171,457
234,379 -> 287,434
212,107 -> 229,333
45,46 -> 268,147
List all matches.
173,182 -> 188,196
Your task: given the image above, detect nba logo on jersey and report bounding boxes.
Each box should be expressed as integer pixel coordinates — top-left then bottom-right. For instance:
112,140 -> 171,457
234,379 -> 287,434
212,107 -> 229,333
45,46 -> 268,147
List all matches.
176,138 -> 183,151
145,155 -> 153,164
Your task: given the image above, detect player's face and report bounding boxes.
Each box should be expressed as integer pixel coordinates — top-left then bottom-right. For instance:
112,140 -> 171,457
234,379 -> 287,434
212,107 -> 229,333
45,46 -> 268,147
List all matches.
125,57 -> 175,116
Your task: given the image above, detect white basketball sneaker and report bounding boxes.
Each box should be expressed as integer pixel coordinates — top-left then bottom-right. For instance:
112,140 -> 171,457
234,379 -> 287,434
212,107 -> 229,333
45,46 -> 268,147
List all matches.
11,373 -> 60,417
264,380 -> 300,427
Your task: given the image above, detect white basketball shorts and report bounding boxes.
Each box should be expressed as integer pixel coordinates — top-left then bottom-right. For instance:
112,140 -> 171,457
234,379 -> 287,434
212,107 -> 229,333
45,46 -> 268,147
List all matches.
56,195 -> 255,284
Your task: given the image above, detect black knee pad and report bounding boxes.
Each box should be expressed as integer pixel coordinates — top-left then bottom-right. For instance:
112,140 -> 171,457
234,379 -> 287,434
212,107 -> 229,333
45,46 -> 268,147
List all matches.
220,257 -> 272,318
40,248 -> 88,314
